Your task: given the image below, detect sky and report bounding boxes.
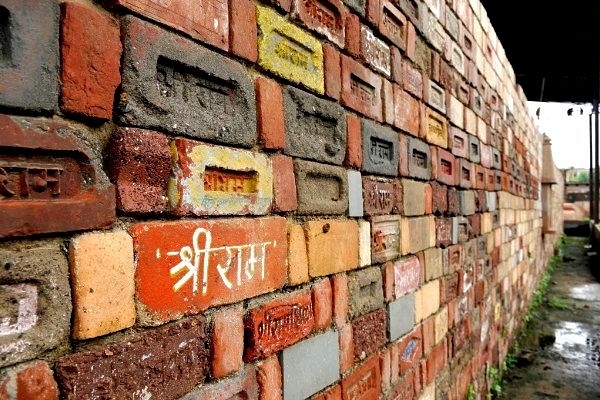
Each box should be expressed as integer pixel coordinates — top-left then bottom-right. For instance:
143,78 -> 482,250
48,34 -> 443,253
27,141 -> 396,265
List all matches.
527,101 -> 593,169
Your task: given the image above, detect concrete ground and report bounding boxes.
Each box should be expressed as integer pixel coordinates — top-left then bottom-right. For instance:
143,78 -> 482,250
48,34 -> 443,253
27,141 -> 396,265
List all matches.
501,236 -> 600,400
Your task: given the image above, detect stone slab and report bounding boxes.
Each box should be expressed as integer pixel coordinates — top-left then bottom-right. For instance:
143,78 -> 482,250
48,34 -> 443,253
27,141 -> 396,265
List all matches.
362,119 -> 399,176
388,292 -> 415,340
294,159 -> 348,215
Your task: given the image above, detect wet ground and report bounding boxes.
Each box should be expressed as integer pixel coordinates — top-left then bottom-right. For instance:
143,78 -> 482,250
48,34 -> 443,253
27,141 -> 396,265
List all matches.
501,236 -> 600,400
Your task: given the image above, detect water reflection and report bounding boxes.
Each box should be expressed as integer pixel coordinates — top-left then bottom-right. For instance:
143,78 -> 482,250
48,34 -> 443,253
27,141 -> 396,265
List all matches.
554,321 -> 600,367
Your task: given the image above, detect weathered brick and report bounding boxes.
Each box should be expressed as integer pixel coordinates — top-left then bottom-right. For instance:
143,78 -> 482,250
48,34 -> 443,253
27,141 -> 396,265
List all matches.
362,119 -> 399,176
447,187 -> 461,216
449,126 -> 468,158
130,217 -> 287,324
430,181 -> 448,215
288,224 -> 310,285
434,147 -> 457,186
171,139 -> 272,216
425,108 -> 448,148
0,0 -> 58,112
439,272 -> 459,304
323,43 -> 342,100
394,86 -> 421,136
435,217 -> 452,248
305,220 -> 359,277
0,361 -> 59,400
310,384 -> 342,400
407,137 -> 432,180
401,179 -> 426,216
391,370 -> 416,400
362,176 -> 400,216
389,293 -> 415,340
480,142 -> 492,168
460,190 -> 476,215
402,62 -> 423,99
230,0 -> 258,61
257,356 -> 283,400
60,3 -> 121,119
414,280 -> 440,321
244,291 -> 314,361
343,0 -> 366,16
69,231 -> 135,340
284,86 -> 346,164
345,12 -> 361,56
393,256 -> 421,298
256,77 -> 285,150
352,309 -> 387,361
56,317 -> 210,400
379,0 -> 408,50
348,267 -> 384,320
119,16 -> 256,146
492,148 -> 502,170
396,326 -> 423,375
383,79 -> 396,125
425,79 -> 446,114
401,216 -> 436,255
447,244 -> 463,272
0,115 -> 115,237
434,306 -> 448,344
348,170 -> 364,217
211,306 -> 244,379
371,215 -> 402,263
424,339 -> 447,385
453,216 -> 471,243
469,134 -> 480,164
341,355 -> 381,400
459,158 -> 474,189
423,247 -> 442,281
295,159 -> 349,215
398,134 -> 410,176
281,330 -> 340,399
257,5 -> 324,93
448,95 -> 465,128
359,220 -> 373,267
360,25 -> 391,76
341,55 -> 383,121
474,165 -> 486,190
295,0 -> 346,47
183,365 -> 259,400
105,127 -> 171,214
0,240 -> 70,368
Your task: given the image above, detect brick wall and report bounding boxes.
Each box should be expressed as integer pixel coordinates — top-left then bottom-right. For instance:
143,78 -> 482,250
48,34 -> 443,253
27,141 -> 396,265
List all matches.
0,0 -> 561,398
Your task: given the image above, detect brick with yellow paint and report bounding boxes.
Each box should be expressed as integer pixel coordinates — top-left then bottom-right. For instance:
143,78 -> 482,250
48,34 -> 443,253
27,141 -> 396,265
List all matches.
256,5 -> 324,94
425,108 -> 448,148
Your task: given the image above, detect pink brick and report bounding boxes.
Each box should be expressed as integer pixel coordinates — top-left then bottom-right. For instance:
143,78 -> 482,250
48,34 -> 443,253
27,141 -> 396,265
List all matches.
212,306 -> 244,378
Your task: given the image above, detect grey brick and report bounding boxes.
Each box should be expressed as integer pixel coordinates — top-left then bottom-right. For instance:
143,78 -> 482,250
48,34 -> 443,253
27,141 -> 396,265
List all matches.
348,170 -> 364,217
469,135 -> 480,164
388,292 -> 415,341
348,266 -> 384,320
362,119 -> 399,177
492,148 -> 502,170
294,159 -> 348,215
283,86 -> 346,165
486,191 -> 497,211
280,330 -> 340,400
460,190 -> 476,215
342,0 -> 365,16
407,137 -> 431,180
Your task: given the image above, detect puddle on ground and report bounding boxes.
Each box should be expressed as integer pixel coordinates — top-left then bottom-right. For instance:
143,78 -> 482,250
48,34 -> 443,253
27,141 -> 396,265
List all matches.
554,321 -> 600,367
569,283 -> 600,302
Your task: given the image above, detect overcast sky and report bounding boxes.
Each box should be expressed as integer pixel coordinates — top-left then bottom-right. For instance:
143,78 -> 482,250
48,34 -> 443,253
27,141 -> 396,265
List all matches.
527,101 -> 593,169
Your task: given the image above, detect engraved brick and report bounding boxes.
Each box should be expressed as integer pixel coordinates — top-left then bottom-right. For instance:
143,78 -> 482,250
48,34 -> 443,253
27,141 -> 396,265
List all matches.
271,154 -> 297,212
459,158 -> 473,189
105,127 -> 171,214
393,256 -> 421,298
341,355 -> 381,400
401,179 -> 426,216
0,115 -> 115,237
453,216 -> 470,243
360,25 -> 391,76
348,266 -> 384,320
130,217 -> 287,324
430,181 -> 447,215
485,169 -> 496,192
305,220 -> 359,277
244,291 -> 315,361
447,244 -> 463,271
256,77 -> 285,150
371,215 -> 402,263
352,309 -> 387,361
69,231 -> 135,340
402,62 -> 423,98
171,139 -> 272,216
492,148 -> 502,171
294,159 -> 349,215
0,0 -> 58,112
401,216 -> 436,255
183,365 -> 259,400
474,165 -> 486,190
425,108 -> 448,148
445,9 -> 459,40
257,5 -> 324,93
281,330 -> 340,399
284,86 -> 346,164
294,0 -> 346,47
394,86 -> 421,136
119,16 -> 256,147
449,127 -> 468,158
435,217 -> 452,248
379,1 -> 407,50
396,326 -> 422,375
60,2 -> 121,119
56,317 -> 209,400
362,119 -> 399,176
341,55 -> 383,121
111,0 -> 228,49
0,241 -> 70,368
407,137 -> 431,180
362,176 -> 400,216
468,135 -> 480,164
426,79 -> 446,114
434,147 -> 457,186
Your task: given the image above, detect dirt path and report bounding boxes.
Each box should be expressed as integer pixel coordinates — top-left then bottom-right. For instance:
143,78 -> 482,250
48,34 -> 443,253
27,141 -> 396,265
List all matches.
501,236 -> 600,400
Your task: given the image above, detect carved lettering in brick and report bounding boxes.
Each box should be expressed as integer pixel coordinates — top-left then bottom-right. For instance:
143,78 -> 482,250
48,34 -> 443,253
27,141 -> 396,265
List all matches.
447,244 -> 463,271
295,0 -> 345,47
120,16 -> 256,147
362,176 -> 399,216
436,148 -> 456,186
0,115 -> 115,237
341,55 -> 383,121
130,217 -> 287,323
426,109 -> 448,148
257,6 -> 324,93
427,80 -> 446,113
362,120 -> 399,176
360,26 -> 391,76
408,138 -> 431,180
371,216 -> 401,263
244,292 -> 314,361
294,159 -> 348,215
450,127 -> 468,158
380,1 -> 407,49
348,267 -> 384,320
393,256 -> 421,297
341,355 -> 381,400
352,309 -> 387,361
451,43 -> 464,73
170,140 -> 272,216
403,63 -> 423,98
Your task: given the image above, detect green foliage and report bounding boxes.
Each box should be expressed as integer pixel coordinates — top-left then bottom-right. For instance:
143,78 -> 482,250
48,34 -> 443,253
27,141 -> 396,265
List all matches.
467,384 -> 476,400
570,170 -> 589,183
548,296 -> 571,310
488,367 -> 502,399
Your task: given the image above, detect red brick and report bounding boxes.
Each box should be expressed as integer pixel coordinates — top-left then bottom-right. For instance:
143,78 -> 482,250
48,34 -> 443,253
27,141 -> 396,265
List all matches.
271,154 -> 297,212
229,0 -> 258,61
186,364 -> 260,399
310,384 -> 342,400
244,291 -> 314,361
430,181 -> 448,215
257,356 -> 283,400
390,46 -> 403,83
324,44 -> 342,100
391,369 -> 415,399
398,134 -> 409,176
436,217 -> 452,248
110,0 -> 228,50
106,127 -> 171,214
0,115 -> 115,238
421,316 -> 435,356
394,256 -> 421,298
341,55 -> 383,121
379,0 -> 407,50
397,326 -> 423,376
394,85 -> 420,136
352,309 -> 387,361
425,338 -> 447,385
342,355 -> 381,400
333,273 -> 349,327
256,77 -> 285,150
449,126 -> 468,158
474,164 -> 486,190
469,214 -> 481,238
447,244 -> 463,272
424,183 -> 433,214
459,159 -> 474,189
130,217 -> 287,323
383,262 -> 395,301
1,362 -> 60,400
380,348 -> 392,391
366,0 -> 380,25
56,317 -> 209,399
383,79 -> 395,125
212,306 -> 244,378
312,279 -> 334,331
362,175 -> 400,215
402,62 -> 423,99
296,0 -> 346,47
434,147 -> 458,186
288,224 -> 309,285
339,324 -> 355,373
406,21 -> 416,60
345,114 -> 363,169
447,187 -> 461,216
345,12 -> 361,57
60,3 -> 121,119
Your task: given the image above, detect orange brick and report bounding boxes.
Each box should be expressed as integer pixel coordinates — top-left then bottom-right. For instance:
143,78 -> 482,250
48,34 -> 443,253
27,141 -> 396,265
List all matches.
257,356 -> 283,400
256,77 -> 285,150
229,0 -> 257,61
69,231 -> 135,339
323,43 -> 342,100
212,306 -> 244,378
271,155 -> 297,212
288,224 -> 310,285
345,114 -> 363,169
310,384 -> 342,400
305,220 -> 359,277
312,279 -> 333,331
0,361 -> 59,400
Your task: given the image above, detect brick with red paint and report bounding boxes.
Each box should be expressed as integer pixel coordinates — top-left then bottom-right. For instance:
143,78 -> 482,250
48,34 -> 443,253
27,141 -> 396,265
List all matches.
230,0 -> 257,61
341,55 -> 383,121
341,355 -> 381,400
256,77 -> 285,150
60,3 -> 121,119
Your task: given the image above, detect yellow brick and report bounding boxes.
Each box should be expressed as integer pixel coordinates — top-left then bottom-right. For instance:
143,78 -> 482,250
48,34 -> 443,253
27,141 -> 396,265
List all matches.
305,219 -> 359,277
69,231 -> 135,339
402,216 -> 436,255
256,5 -> 324,94
425,108 -> 448,148
415,279 -> 440,322
481,212 -> 493,234
287,224 -> 309,285
434,306 -> 448,344
358,219 -> 372,267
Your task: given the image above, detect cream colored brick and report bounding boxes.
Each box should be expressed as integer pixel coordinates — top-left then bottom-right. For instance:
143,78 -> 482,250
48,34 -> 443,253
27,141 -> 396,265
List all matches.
402,179 -> 426,216
402,216 -> 436,255
69,231 -> 135,339
434,306 -> 448,344
415,280 -> 440,322
359,219 -> 372,267
464,107 -> 477,135
419,382 -> 436,400
448,95 -> 464,128
424,247 -> 443,281
481,213 -> 493,234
